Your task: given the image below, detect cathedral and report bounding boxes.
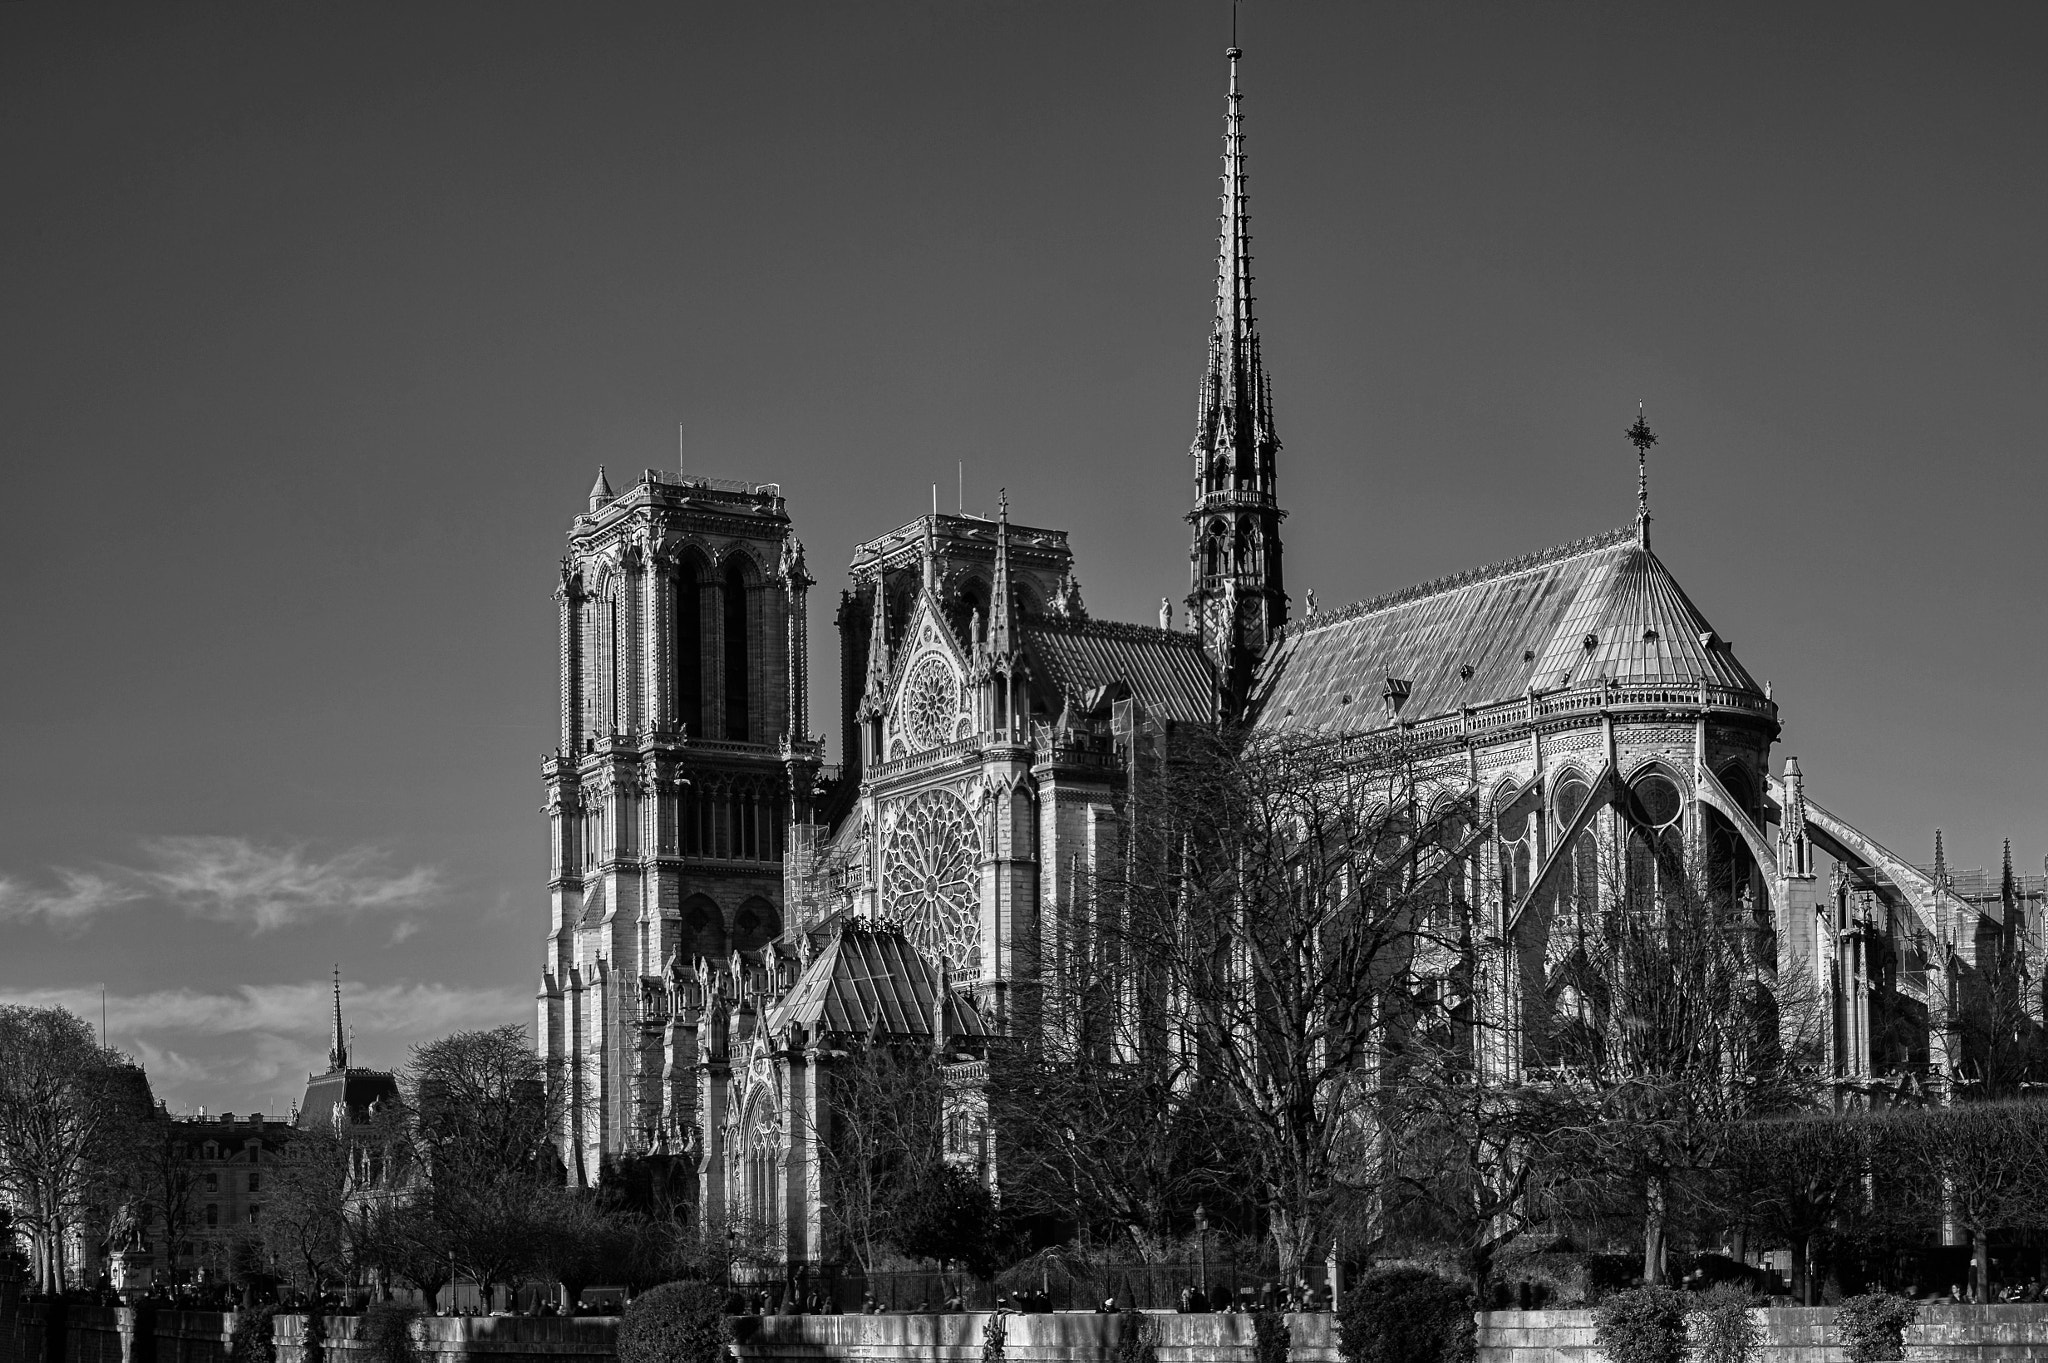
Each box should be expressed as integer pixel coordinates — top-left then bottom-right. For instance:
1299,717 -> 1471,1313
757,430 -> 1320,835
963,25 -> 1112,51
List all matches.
536,48 -> 2042,1259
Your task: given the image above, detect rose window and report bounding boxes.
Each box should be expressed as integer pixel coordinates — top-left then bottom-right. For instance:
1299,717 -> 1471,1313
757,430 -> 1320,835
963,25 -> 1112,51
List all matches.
881,790 -> 981,972
899,654 -> 959,752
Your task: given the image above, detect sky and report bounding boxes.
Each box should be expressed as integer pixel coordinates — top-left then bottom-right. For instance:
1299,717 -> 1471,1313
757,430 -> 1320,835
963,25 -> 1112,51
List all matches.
2,3 -> 2044,1115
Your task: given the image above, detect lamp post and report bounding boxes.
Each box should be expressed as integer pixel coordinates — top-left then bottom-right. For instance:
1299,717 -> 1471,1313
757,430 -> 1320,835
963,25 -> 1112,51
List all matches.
1195,1205 -> 1209,1295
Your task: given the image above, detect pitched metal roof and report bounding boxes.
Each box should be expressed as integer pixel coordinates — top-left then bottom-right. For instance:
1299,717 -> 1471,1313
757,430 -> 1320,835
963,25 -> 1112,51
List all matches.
1252,527 -> 1763,737
765,924 -> 988,1042
1021,617 -> 1216,724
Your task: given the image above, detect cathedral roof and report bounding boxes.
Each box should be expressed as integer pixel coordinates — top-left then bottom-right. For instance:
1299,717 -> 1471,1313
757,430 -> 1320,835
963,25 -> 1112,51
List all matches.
1252,526 -> 1763,736
766,923 -> 987,1043
1021,616 -> 1217,724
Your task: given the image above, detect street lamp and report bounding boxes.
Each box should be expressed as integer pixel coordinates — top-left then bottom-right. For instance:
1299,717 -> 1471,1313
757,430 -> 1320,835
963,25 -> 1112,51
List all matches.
1195,1205 -> 1209,1295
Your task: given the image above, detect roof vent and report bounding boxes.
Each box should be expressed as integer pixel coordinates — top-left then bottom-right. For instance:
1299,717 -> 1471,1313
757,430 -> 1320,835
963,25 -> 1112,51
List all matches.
1339,692 -> 1352,706
1582,633 -> 1598,651
1643,627 -> 1659,643
1523,649 -> 1535,663
1459,663 -> 1475,680
1698,630 -> 1722,649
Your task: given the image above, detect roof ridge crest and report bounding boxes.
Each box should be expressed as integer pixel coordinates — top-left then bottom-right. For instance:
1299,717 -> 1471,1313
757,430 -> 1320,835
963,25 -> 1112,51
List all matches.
1285,525 -> 1637,638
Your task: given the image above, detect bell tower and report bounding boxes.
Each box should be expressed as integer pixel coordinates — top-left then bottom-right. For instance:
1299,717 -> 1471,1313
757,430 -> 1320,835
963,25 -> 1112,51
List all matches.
539,466 -> 821,1185
1185,46 -> 1286,713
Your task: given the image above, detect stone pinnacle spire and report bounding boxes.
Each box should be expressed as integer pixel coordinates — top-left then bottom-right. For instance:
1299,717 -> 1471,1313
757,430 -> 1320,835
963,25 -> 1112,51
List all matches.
1186,44 -> 1286,702
328,964 -> 348,1072
1627,404 -> 1658,549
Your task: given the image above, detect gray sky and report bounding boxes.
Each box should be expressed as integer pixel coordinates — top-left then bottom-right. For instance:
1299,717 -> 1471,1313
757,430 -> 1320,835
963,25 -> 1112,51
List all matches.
3,3 -> 2043,1113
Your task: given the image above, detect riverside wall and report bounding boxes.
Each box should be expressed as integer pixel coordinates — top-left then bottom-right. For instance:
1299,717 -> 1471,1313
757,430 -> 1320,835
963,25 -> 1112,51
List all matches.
9,1293 -> 2048,1363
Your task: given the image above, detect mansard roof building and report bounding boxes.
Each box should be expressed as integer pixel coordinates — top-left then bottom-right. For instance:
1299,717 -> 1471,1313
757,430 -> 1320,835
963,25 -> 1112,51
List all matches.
535,47 -> 2041,1261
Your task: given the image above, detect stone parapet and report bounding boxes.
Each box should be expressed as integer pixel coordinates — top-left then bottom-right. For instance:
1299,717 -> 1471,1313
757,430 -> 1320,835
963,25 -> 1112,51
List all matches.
732,1312 -> 1340,1363
273,1315 -> 619,1363
1476,1304 -> 2048,1362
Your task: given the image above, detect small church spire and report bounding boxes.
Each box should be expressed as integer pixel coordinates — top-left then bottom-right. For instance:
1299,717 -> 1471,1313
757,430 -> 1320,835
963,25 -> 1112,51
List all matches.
328,965 -> 349,1072
1627,405 -> 1657,549
990,489 -> 1016,660
865,576 -> 892,695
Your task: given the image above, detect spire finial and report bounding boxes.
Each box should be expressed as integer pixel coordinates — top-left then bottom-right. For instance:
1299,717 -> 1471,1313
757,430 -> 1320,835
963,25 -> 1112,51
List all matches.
1626,403 -> 1657,548
328,964 -> 348,1072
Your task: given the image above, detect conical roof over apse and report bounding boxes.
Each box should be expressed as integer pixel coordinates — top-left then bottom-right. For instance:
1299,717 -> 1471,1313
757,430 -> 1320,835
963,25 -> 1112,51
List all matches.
1251,526 -> 1764,738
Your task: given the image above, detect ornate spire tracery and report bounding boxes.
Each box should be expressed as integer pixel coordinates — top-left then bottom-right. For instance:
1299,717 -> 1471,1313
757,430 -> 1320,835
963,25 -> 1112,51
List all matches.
1185,45 -> 1287,700
328,964 -> 349,1072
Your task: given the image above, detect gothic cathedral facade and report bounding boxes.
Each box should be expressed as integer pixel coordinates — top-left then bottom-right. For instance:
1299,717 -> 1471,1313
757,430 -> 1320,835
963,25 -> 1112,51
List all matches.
539,47 -> 2036,1255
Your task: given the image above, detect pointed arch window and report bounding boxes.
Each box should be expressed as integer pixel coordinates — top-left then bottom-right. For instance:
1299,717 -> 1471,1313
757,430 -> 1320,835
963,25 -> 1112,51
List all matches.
674,558 -> 702,736
723,560 -> 752,741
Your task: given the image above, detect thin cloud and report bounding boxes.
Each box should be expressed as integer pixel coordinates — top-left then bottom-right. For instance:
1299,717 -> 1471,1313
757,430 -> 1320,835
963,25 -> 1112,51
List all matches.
0,869 -> 145,927
0,980 -> 529,1114
0,838 -> 442,931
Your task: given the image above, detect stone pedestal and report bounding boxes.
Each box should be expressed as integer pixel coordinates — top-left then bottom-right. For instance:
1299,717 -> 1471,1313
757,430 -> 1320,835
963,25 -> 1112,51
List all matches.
109,1248 -> 154,1300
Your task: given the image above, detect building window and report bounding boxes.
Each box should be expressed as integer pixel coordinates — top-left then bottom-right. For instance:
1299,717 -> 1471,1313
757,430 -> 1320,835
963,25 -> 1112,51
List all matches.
205,1171 -> 219,1192
247,1172 -> 260,1193
205,1205 -> 218,1228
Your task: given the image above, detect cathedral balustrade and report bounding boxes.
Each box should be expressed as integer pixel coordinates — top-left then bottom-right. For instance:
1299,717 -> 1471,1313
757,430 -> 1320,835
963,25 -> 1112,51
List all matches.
868,735 -> 983,781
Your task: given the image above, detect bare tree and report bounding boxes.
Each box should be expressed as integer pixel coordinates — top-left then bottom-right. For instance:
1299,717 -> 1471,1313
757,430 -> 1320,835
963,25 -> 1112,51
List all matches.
1882,1099 -> 2048,1299
1716,1111 -> 1871,1305
1075,725 -> 1475,1282
0,1006 -> 147,1291
1550,847 -> 1828,1285
810,1039 -> 945,1274
405,1025 -> 562,1309
260,1127 -> 349,1294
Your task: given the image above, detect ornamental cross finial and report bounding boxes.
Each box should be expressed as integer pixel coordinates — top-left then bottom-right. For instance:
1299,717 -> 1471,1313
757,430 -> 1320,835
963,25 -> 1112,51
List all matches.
1627,403 -> 1657,548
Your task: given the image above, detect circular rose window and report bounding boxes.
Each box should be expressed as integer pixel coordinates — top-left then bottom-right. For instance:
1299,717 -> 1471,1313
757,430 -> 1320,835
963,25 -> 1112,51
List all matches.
881,790 -> 981,972
899,654 -> 959,752
1629,773 -> 1684,829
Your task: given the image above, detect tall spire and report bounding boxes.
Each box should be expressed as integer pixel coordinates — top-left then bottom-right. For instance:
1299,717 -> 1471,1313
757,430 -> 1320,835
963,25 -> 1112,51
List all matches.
328,965 -> 349,1072
1186,44 -> 1286,700
1627,405 -> 1657,549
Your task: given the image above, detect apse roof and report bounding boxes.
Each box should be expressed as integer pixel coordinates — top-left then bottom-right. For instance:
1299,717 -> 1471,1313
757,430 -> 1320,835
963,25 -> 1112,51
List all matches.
1021,617 -> 1216,724
766,924 -> 987,1042
1252,527 -> 1762,737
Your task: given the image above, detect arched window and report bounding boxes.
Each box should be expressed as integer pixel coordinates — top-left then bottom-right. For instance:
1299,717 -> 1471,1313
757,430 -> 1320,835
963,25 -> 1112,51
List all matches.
723,560 -> 752,741
732,896 -> 779,952
1624,770 -> 1686,910
674,557 -> 702,736
1496,783 -> 1542,907
1552,772 -> 1601,933
680,894 -> 723,958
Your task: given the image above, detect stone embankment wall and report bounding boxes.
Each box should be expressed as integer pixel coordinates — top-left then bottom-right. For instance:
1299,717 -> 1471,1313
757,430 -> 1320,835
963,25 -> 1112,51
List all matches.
1476,1304 -> 2048,1362
732,1312 -> 1340,1363
273,1315 -> 619,1363
2,1301 -> 236,1363
9,1292 -> 2048,1363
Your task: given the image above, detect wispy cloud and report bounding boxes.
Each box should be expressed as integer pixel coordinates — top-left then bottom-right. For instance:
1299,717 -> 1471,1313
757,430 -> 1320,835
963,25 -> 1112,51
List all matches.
0,869 -> 145,925
0,838 -> 442,931
0,980 -> 529,1114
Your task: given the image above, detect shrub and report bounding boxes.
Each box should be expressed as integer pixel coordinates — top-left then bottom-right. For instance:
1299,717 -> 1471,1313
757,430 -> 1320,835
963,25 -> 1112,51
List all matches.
1591,1285 -> 1689,1363
981,1309 -> 1007,1363
1583,1255 -> 1640,1304
1688,1284 -> 1761,1363
1111,1307 -> 1156,1363
1252,1306 -> 1289,1363
1834,1292 -> 1920,1363
360,1303 -> 422,1363
1337,1266 -> 1476,1363
617,1279 -> 729,1363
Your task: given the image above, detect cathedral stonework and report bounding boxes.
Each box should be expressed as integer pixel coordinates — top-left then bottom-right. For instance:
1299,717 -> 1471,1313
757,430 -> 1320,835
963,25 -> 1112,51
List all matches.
538,45 -> 2027,1261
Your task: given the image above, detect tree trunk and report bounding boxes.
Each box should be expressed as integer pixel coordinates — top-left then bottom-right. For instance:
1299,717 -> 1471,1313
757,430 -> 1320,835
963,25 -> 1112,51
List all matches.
1642,1171 -> 1668,1286
1973,1230 -> 1990,1302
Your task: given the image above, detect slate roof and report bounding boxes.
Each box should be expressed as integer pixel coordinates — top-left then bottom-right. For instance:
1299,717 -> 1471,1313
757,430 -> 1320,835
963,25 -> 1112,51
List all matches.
1021,617 -> 1216,724
297,1068 -> 401,1132
765,924 -> 988,1042
1252,527 -> 1763,737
